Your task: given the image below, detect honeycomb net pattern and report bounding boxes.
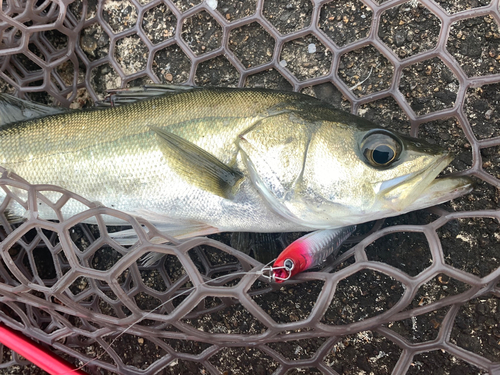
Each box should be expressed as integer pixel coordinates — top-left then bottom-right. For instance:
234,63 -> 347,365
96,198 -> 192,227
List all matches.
0,0 -> 499,374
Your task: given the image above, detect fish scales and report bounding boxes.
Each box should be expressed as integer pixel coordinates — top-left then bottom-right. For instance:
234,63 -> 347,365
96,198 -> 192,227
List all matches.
0,87 -> 472,236
0,89 -> 316,231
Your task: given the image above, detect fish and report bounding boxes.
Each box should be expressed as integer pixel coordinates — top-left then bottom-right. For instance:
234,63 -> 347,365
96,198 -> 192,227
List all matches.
0,86 -> 472,269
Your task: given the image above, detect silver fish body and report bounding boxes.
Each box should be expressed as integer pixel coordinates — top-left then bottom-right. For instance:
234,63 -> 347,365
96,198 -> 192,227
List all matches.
0,87 -> 472,237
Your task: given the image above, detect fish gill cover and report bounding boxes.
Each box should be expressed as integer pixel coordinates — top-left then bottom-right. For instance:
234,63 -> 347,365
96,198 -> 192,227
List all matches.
0,0 -> 499,374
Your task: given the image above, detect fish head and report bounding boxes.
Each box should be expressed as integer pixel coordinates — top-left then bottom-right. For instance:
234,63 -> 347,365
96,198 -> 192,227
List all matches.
239,111 -> 472,228
357,130 -> 454,211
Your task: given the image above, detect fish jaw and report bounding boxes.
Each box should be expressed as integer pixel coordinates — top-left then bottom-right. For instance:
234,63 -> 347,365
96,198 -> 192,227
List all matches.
404,175 -> 473,212
374,152 -> 459,212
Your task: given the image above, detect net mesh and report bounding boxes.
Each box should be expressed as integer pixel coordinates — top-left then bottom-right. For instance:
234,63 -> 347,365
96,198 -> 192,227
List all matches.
0,0 -> 499,374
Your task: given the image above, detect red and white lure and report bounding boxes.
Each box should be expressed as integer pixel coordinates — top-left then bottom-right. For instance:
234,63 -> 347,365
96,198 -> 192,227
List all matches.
263,226 -> 356,283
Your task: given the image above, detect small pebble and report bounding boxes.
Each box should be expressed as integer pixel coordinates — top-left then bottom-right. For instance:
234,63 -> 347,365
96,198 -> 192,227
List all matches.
206,0 -> 217,10
308,43 -> 316,53
280,59 -> 287,67
485,109 -> 493,120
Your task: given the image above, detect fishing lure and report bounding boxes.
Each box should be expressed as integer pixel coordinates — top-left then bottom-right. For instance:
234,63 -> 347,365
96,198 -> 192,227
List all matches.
269,226 -> 356,282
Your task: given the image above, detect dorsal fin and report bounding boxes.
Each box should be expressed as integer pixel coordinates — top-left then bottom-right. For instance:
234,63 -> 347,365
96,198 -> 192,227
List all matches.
150,126 -> 243,199
0,94 -> 66,126
97,85 -> 196,107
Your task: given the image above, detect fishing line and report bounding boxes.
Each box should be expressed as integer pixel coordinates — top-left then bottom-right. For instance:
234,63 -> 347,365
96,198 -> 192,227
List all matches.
68,259 -> 277,374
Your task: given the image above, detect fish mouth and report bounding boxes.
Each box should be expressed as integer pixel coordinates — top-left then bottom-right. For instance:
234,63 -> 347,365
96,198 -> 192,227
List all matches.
377,153 -> 472,212
405,174 -> 473,212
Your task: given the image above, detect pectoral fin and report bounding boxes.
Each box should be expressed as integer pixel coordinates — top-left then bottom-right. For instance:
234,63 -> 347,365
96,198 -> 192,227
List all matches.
151,126 -> 243,198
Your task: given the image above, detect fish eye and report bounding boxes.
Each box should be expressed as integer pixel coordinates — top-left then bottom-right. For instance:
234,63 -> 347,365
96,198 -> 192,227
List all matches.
361,131 -> 402,168
283,258 -> 294,271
